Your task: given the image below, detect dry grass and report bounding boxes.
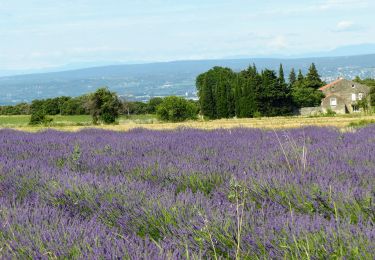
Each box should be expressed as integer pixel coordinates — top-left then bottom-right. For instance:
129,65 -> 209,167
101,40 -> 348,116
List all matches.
4,114 -> 375,132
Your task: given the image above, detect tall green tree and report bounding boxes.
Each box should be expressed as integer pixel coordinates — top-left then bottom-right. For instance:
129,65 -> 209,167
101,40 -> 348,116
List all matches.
279,64 -> 286,86
88,88 -> 121,124
289,68 -> 296,87
234,74 -> 242,117
297,69 -> 304,82
239,65 -> 261,118
196,67 -> 235,119
278,65 -> 293,115
305,63 -> 324,89
227,80 -> 236,118
260,69 -> 280,116
216,72 -> 229,118
291,66 -> 324,108
261,68 -> 293,116
197,70 -> 216,119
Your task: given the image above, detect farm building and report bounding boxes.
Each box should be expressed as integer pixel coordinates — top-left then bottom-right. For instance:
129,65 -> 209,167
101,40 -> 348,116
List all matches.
319,78 -> 370,114
299,78 -> 371,115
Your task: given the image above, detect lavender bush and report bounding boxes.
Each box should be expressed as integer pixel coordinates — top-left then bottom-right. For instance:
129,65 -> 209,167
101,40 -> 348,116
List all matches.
0,126 -> 374,259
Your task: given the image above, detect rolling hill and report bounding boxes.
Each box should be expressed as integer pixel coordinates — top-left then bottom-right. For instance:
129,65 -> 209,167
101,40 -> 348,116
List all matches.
1,54 -> 375,105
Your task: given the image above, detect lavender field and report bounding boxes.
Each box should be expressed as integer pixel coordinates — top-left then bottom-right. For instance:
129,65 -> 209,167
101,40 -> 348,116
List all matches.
0,126 -> 374,259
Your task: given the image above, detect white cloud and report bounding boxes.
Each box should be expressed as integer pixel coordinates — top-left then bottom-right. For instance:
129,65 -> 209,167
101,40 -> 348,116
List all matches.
333,20 -> 364,32
337,21 -> 354,30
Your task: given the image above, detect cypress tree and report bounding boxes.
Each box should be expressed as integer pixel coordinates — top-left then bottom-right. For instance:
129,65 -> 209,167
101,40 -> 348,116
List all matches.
297,69 -> 304,82
279,64 -> 285,86
216,72 -> 228,118
199,66 -> 235,119
227,81 -> 235,118
278,65 -> 293,115
305,63 -> 323,89
289,68 -> 296,87
260,69 -> 280,116
234,74 -> 241,117
239,65 -> 260,117
199,73 -> 216,119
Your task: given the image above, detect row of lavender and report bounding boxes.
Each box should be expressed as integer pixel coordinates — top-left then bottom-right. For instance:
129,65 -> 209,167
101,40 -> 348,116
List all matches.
0,126 -> 374,259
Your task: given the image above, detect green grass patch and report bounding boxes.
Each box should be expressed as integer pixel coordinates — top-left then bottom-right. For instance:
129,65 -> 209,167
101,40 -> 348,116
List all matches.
135,207 -> 179,241
0,115 -> 30,126
0,114 -> 158,127
176,173 -> 225,196
348,119 -> 375,128
0,115 -> 92,127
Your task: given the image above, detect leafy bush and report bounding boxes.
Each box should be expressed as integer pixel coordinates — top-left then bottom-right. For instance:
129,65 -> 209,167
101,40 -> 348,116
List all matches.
324,108 -> 336,117
29,111 -> 53,125
356,97 -> 371,114
156,96 -> 198,122
291,84 -> 325,108
88,88 -> 122,124
147,97 -> 164,114
253,111 -> 262,118
348,119 -> 375,128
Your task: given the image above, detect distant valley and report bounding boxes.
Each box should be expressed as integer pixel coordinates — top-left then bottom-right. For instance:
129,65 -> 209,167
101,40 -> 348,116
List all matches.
1,54 -> 375,105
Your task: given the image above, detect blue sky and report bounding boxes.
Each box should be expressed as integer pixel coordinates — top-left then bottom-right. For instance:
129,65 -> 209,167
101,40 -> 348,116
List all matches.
0,0 -> 374,71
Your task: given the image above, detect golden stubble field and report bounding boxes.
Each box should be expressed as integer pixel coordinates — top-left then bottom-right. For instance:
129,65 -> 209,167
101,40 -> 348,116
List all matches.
3,115 -> 375,132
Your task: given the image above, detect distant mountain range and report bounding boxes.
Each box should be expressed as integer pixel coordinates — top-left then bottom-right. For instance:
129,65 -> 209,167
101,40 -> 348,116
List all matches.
303,43 -> 375,58
1,53 -> 375,105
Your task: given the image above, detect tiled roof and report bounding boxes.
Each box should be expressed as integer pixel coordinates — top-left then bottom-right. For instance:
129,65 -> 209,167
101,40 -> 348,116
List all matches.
318,78 -> 344,91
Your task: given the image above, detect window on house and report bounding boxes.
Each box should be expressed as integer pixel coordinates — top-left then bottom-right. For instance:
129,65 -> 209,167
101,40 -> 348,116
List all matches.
352,105 -> 360,112
358,93 -> 363,100
352,84 -> 355,88
330,97 -> 337,106
351,93 -> 357,101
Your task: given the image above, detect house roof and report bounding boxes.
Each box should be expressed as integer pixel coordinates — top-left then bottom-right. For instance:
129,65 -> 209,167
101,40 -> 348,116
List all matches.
318,78 -> 344,91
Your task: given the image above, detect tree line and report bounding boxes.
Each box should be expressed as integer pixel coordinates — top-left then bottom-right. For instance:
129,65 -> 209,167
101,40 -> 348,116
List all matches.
196,63 -> 325,119
0,88 -> 199,124
0,95 -> 165,116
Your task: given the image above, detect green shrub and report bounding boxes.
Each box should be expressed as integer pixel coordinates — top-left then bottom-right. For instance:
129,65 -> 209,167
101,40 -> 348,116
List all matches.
156,96 -> 198,122
147,97 -> 164,114
324,108 -> 336,117
253,111 -> 262,118
29,111 -> 53,125
348,119 -> 375,128
88,88 -> 122,124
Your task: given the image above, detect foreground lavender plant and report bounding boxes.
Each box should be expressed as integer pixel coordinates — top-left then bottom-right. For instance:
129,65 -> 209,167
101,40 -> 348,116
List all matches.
0,126 -> 374,259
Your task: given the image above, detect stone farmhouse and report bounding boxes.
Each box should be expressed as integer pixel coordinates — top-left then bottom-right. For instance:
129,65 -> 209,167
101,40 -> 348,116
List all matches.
319,79 -> 370,114
300,78 -> 371,115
